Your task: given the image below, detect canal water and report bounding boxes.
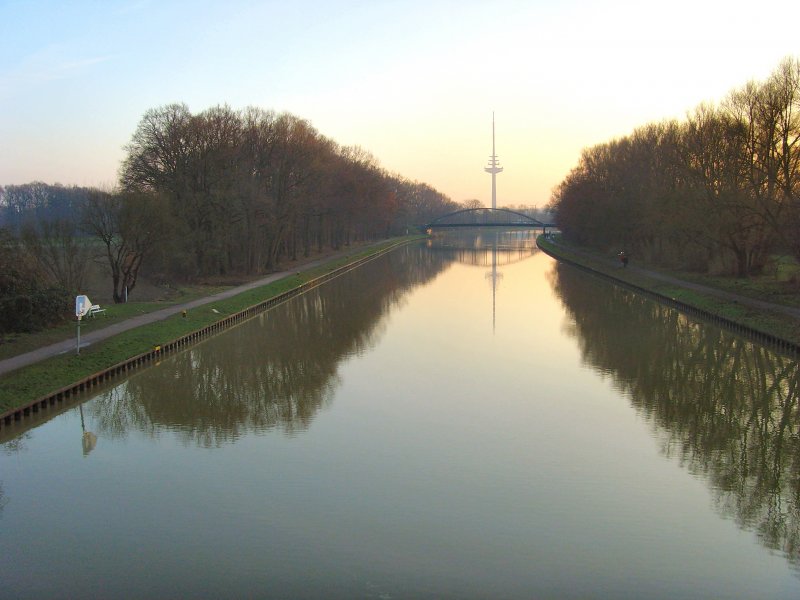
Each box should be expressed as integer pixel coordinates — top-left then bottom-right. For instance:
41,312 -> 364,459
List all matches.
1,231 -> 799,599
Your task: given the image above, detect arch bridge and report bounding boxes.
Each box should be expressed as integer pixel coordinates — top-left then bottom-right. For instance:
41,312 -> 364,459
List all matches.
425,208 -> 553,230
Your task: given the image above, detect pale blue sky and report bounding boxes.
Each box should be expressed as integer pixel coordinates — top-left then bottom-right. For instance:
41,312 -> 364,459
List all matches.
1,0 -> 798,207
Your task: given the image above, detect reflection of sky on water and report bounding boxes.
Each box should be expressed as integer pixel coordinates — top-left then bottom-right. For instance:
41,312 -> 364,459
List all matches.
1,234 -> 799,599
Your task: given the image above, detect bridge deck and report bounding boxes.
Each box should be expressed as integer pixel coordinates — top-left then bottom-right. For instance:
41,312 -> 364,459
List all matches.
425,207 -> 553,229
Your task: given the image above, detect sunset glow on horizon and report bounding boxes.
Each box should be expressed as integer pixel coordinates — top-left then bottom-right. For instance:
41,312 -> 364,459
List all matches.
1,0 -> 798,208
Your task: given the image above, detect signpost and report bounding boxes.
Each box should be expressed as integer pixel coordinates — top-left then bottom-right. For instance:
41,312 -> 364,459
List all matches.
75,295 -> 91,355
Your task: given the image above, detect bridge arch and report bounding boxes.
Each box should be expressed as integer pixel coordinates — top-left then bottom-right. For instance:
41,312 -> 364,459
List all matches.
426,208 -> 546,229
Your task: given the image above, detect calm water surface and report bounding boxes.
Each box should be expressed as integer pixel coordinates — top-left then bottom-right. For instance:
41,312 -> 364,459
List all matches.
2,231 -> 799,599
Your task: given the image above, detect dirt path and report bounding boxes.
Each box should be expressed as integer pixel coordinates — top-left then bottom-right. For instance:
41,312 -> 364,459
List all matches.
0,245 -> 372,377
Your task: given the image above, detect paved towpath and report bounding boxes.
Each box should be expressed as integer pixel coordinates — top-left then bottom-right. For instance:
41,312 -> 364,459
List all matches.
542,239 -> 800,320
626,263 -> 800,318
0,246 -> 366,377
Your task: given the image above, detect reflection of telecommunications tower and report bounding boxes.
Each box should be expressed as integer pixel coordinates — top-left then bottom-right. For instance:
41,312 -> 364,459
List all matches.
486,231 -> 503,334
484,112 -> 503,209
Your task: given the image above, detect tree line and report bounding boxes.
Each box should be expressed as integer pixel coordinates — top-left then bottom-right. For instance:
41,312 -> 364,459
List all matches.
117,104 -> 458,280
549,57 -> 800,277
0,104 -> 459,333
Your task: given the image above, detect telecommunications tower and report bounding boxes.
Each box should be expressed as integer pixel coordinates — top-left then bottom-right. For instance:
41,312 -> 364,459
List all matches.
484,112 -> 503,209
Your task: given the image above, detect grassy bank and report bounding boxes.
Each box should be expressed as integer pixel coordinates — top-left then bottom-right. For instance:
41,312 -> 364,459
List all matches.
0,287 -> 228,361
537,236 -> 800,347
0,237 -> 421,413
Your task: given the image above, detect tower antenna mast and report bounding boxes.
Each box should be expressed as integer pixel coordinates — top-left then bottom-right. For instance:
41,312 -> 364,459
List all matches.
484,112 -> 503,210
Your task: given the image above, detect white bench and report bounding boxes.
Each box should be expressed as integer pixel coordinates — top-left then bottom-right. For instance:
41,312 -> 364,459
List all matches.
87,304 -> 106,317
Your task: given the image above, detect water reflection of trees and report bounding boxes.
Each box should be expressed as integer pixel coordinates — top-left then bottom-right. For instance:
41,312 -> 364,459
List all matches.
87,245 -> 451,446
550,264 -> 800,568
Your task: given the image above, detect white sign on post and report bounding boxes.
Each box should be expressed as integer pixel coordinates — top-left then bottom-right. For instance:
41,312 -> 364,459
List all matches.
75,295 -> 91,320
75,295 -> 92,355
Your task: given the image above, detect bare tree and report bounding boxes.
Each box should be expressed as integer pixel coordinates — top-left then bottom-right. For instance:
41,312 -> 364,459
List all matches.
0,228 -> 67,333
83,190 -> 167,303
767,58 -> 800,258
461,199 -> 484,210
20,218 -> 91,294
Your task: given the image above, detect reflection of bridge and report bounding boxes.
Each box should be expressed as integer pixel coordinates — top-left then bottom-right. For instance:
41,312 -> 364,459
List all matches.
425,229 -> 538,267
426,208 -> 554,230
426,245 -> 536,267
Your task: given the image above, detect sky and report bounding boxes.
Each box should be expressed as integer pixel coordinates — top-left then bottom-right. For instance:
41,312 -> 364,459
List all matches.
1,0 -> 798,208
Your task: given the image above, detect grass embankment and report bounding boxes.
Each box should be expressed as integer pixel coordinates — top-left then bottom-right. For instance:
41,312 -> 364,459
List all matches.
537,236 -> 800,346
0,237 -> 421,413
